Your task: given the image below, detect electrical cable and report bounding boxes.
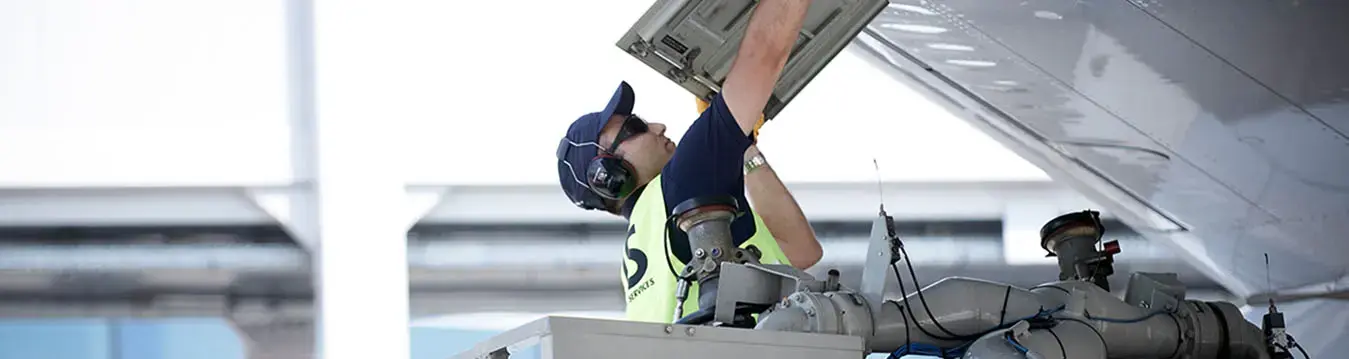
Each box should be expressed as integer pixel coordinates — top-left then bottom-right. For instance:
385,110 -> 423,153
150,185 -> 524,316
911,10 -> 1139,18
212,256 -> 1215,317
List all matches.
891,264 -> 975,341
1053,317 -> 1109,354
1046,327 -> 1066,359
884,230 -> 1063,357
896,245 -> 1063,341
1294,343 -> 1311,359
1289,334 -> 1311,359
888,297 -> 972,358
891,267 -> 1064,341
663,214 -> 686,283
889,300 -> 911,359
889,263 -> 1063,343
896,245 -> 972,339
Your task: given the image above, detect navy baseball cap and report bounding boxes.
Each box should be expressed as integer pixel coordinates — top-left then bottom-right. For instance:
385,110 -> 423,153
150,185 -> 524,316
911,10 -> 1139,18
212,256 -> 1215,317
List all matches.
556,81 -> 636,210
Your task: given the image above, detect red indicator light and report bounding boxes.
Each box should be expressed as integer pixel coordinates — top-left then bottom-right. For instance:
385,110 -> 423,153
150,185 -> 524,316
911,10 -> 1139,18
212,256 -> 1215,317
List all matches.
1103,240 -> 1121,255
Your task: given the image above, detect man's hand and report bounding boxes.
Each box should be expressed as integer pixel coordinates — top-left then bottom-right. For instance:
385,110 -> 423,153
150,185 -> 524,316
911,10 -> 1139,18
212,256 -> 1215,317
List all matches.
697,97 -> 766,140
721,0 -> 812,137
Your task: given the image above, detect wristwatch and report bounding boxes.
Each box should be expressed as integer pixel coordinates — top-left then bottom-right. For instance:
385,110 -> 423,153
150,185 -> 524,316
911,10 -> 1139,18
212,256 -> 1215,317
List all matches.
744,152 -> 768,174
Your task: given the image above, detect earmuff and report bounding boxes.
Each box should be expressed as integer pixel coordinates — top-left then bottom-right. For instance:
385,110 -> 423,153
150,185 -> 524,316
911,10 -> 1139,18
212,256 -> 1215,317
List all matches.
586,150 -> 638,201
558,137 -> 639,208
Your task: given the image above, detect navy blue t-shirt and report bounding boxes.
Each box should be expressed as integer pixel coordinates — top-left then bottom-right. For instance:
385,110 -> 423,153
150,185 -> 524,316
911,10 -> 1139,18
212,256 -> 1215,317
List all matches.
660,93 -> 757,264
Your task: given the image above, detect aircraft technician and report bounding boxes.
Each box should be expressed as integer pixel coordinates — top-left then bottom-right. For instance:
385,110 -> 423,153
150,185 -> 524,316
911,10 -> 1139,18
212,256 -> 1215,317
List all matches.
554,0 -> 823,323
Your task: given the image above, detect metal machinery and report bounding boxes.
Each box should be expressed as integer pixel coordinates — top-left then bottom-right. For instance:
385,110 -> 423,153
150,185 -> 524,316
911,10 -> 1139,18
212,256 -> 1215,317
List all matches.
454,200 -> 1305,359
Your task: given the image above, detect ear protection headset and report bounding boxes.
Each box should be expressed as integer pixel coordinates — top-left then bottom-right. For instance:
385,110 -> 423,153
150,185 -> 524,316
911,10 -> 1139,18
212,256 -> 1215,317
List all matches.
557,137 -> 639,209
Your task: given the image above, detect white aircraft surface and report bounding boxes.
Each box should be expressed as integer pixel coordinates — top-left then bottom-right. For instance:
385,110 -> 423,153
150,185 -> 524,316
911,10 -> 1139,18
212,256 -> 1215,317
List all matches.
843,0 -> 1349,357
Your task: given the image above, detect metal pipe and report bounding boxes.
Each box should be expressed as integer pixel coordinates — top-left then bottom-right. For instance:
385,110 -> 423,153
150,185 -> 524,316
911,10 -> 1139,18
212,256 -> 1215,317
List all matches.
671,196 -> 742,323
1036,281 -> 1182,358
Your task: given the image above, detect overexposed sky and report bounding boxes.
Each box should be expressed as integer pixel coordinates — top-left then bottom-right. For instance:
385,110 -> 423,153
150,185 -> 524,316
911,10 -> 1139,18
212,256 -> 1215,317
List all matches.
0,0 -> 1046,186
395,1 -> 1045,184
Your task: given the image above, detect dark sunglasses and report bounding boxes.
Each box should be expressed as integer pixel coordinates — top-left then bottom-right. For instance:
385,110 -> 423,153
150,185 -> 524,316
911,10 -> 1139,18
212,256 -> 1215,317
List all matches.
607,114 -> 650,154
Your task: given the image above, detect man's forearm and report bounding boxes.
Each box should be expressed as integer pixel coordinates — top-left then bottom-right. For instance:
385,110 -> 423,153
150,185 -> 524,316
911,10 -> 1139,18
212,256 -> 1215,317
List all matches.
721,0 -> 813,133
744,147 -> 821,269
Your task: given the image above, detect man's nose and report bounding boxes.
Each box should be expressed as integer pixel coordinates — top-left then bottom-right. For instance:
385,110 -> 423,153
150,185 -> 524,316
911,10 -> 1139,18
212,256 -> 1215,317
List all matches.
651,123 -> 666,135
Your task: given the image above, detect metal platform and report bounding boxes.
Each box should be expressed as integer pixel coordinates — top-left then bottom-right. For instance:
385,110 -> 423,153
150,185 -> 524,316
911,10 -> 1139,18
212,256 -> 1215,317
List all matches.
452,316 -> 864,359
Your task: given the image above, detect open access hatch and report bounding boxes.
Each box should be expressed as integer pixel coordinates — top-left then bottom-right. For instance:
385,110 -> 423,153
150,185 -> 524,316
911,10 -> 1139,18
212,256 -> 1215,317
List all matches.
617,0 -> 887,120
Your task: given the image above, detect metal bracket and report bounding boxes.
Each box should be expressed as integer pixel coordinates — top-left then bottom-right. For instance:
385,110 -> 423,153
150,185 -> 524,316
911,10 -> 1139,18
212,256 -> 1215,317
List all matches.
714,263 -> 824,323
858,209 -> 897,310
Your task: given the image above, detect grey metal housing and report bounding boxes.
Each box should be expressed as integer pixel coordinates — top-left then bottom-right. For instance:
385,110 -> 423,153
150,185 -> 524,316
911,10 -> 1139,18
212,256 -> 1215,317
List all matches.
748,210 -> 1273,359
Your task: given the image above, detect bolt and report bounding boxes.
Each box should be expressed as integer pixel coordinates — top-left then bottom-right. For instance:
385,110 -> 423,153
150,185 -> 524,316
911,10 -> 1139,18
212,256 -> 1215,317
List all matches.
686,327 -> 696,336
664,325 -> 673,334
805,308 -> 816,317
694,248 -> 705,258
1185,330 -> 1195,339
711,248 -> 722,258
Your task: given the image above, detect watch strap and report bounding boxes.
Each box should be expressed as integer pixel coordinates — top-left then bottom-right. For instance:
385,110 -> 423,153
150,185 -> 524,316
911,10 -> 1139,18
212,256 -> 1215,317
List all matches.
744,152 -> 768,174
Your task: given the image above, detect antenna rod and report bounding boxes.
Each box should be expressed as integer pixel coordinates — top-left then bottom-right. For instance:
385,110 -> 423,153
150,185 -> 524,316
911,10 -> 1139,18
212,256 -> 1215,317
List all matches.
872,158 -> 884,212
1265,253 -> 1275,310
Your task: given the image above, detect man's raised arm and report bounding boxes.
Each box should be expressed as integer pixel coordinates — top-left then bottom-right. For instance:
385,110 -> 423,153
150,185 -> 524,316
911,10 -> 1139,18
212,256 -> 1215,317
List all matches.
721,0 -> 812,135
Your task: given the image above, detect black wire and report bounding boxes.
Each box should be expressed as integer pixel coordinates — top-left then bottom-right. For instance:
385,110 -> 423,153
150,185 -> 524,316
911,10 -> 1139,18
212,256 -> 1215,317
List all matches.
1046,327 -> 1066,359
891,264 -> 975,341
897,245 -> 984,340
663,214 -> 686,282
1055,317 -> 1109,352
890,248 -> 1026,343
1294,343 -> 1311,359
1289,334 -> 1311,359
885,232 -> 1053,353
999,285 -> 1011,326
891,300 -> 912,358
891,263 -> 938,341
